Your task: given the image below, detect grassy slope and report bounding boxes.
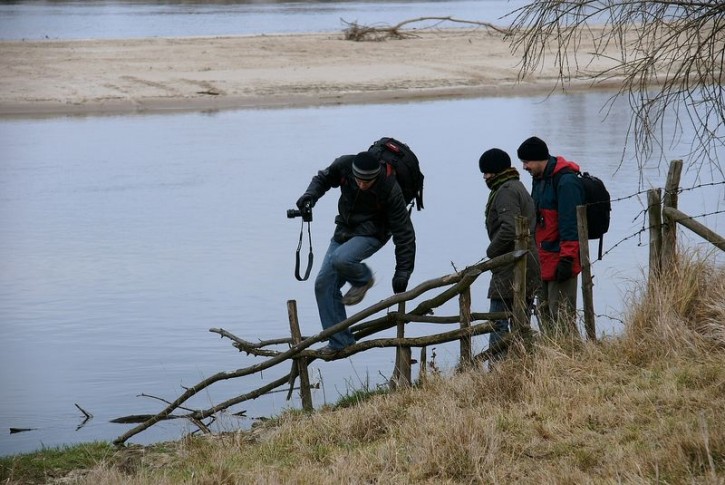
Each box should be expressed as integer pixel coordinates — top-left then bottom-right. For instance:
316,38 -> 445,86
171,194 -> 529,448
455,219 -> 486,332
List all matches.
2,253 -> 723,484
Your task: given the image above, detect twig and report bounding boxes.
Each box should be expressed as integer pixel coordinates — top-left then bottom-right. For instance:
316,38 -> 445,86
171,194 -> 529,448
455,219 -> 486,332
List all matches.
74,403 -> 93,419
138,393 -> 196,413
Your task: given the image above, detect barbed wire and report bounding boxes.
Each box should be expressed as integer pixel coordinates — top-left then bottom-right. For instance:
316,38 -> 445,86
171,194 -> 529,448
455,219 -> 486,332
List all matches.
609,188 -> 650,204
473,180 -> 724,269
594,208 -> 725,263
610,180 -> 725,206
598,181 -> 725,207
468,180 -> 723,332
578,180 -> 724,230
568,179 -> 723,261
676,180 -> 725,194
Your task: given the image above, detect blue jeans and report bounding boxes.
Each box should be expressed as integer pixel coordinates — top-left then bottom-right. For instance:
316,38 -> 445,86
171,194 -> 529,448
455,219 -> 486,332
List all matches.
488,298 -> 512,352
315,236 -> 383,349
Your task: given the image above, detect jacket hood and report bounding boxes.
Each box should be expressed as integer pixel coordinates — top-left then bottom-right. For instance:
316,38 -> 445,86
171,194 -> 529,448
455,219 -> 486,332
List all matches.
550,155 -> 581,175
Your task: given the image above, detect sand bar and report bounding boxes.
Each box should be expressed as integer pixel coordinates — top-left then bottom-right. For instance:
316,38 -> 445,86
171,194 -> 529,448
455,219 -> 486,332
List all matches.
0,28 -> 624,116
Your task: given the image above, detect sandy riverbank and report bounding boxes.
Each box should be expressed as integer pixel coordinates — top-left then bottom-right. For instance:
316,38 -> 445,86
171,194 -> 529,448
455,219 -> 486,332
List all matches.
0,28 -> 624,116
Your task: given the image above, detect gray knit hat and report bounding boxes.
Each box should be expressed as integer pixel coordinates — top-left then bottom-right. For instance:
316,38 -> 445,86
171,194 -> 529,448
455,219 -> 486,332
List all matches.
352,151 -> 381,180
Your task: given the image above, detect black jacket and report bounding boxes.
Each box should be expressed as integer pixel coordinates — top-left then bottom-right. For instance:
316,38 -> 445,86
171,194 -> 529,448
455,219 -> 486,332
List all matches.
303,155 -> 416,274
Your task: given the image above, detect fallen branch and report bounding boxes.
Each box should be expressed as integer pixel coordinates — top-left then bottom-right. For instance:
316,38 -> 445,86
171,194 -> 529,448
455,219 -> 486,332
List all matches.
111,414 -> 183,424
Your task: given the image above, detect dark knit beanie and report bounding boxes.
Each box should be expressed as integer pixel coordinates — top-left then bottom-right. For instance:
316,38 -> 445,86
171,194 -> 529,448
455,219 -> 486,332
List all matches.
478,148 -> 511,174
517,136 -> 550,161
352,151 -> 381,180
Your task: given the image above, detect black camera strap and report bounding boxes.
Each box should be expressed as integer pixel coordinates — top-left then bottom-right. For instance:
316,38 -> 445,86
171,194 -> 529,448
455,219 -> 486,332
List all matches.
294,219 -> 314,281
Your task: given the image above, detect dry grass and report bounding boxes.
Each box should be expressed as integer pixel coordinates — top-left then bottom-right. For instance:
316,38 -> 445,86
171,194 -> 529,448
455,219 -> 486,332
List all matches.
12,252 -> 724,484
624,248 -> 725,359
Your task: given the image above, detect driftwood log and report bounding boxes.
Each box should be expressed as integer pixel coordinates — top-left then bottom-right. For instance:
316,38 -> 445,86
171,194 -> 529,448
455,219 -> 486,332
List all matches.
342,16 -> 510,41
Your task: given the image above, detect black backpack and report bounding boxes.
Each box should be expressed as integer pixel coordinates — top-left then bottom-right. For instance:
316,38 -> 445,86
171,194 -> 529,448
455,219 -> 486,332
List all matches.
368,137 -> 424,211
556,169 -> 611,259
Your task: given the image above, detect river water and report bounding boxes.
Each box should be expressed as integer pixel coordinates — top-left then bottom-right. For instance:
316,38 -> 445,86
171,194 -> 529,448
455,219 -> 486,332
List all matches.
1,1 -> 723,458
0,0 -> 527,40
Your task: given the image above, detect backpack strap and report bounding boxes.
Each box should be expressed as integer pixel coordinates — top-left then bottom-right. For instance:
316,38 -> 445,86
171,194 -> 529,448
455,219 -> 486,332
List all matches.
383,162 -> 413,214
597,235 -> 604,261
386,162 -> 395,178
553,168 -> 606,260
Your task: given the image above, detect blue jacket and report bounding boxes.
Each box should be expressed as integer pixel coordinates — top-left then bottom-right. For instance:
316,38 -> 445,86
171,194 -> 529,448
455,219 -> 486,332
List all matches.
531,156 -> 585,281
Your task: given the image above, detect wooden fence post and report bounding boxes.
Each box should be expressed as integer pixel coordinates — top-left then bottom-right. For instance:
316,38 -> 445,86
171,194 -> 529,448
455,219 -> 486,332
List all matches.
458,287 -> 473,368
511,216 -> 528,335
287,300 -> 313,411
662,160 -> 683,265
648,188 -> 663,281
390,301 -> 411,389
576,206 -> 596,340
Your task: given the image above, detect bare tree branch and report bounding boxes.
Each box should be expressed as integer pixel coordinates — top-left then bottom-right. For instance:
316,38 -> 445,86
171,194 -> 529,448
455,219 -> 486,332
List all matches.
506,1 -> 725,173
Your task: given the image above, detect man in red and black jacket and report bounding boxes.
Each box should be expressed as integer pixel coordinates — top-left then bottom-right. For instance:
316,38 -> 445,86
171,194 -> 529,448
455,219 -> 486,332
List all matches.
517,136 -> 585,336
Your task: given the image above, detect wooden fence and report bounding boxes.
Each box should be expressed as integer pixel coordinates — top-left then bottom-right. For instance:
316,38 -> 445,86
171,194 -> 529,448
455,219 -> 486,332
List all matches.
112,158 -> 724,446
648,160 -> 725,280
112,218 -> 538,445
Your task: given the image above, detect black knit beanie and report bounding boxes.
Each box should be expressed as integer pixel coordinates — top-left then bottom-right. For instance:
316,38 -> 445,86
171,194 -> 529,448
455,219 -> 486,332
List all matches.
478,148 -> 511,174
352,151 -> 381,180
517,136 -> 550,161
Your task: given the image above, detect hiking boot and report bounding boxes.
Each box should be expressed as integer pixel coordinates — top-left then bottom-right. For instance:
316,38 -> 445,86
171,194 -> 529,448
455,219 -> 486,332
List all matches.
317,344 -> 341,358
341,277 -> 375,305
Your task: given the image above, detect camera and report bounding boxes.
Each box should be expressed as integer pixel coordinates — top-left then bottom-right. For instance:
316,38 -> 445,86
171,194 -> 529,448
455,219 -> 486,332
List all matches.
287,202 -> 313,222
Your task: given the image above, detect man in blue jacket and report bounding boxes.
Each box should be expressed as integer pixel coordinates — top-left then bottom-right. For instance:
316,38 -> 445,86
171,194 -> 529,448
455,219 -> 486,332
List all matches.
295,149 -> 416,355
517,136 -> 585,336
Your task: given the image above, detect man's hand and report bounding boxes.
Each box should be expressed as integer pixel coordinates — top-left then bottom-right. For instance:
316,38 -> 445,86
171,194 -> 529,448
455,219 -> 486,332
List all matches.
392,271 -> 410,293
296,194 -> 314,211
555,257 -> 574,282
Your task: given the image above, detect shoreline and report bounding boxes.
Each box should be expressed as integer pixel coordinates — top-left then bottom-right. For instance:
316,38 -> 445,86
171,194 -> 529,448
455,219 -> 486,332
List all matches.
0,81 -> 625,118
0,29 -> 625,116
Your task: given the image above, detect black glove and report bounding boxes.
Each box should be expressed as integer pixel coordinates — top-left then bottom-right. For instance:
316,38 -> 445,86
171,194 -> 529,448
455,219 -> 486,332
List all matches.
555,257 -> 574,282
296,194 -> 314,211
392,271 -> 410,293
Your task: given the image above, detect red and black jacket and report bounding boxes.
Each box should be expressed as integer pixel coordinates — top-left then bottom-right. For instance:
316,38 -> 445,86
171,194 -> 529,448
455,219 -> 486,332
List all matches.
531,156 -> 586,281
